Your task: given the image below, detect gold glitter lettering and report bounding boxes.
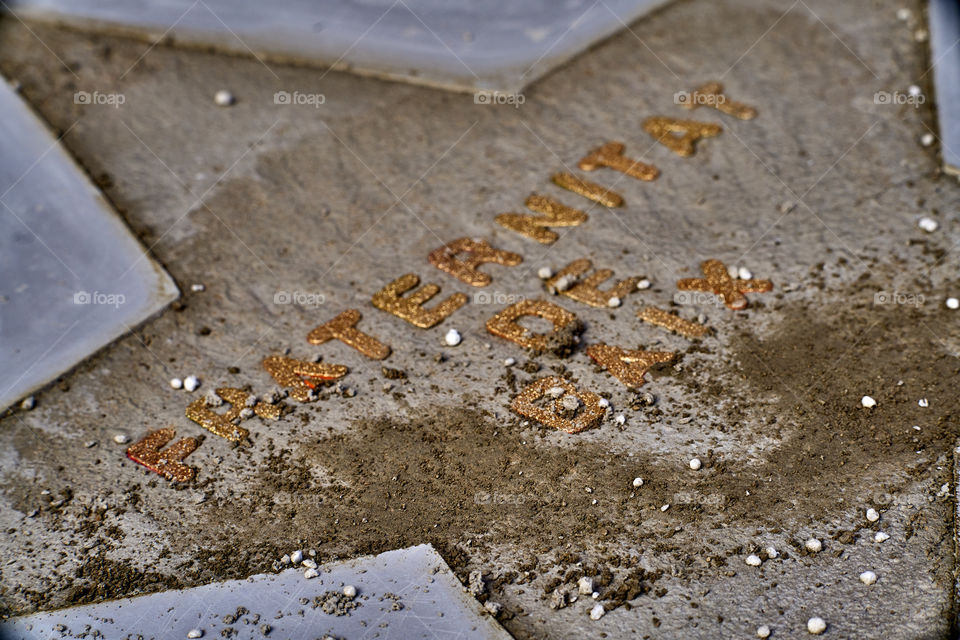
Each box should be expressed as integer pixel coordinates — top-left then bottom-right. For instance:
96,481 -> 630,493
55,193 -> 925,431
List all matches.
126,428 -> 198,482
262,355 -> 347,402
307,309 -> 390,360
642,117 -> 722,157
578,142 -> 659,181
186,387 -> 277,442
495,195 -> 587,244
637,306 -> 710,338
551,172 -> 624,207
428,237 -> 523,287
586,343 -> 675,389
511,376 -> 605,434
372,273 -> 468,328
486,298 -> 579,351
545,258 -> 640,308
679,82 -> 757,120
676,259 -> 773,310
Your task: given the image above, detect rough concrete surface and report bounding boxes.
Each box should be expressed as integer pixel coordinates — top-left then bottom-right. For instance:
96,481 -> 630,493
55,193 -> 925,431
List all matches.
1,0 -> 958,638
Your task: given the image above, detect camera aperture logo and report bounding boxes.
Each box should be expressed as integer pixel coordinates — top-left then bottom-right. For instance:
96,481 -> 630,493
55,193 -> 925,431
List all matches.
673,290 -> 724,306
274,91 -> 325,108
473,91 -> 525,108
74,91 -> 125,108
274,290 -> 326,307
474,491 -> 540,505
874,290 -> 924,307
73,291 -> 126,308
473,291 -> 526,305
873,90 -> 925,107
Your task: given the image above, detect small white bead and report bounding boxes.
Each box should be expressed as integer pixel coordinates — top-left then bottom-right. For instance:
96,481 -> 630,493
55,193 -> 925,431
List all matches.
757,625 -> 771,638
598,398 -> 610,408
554,276 -> 571,292
190,283 -> 205,292
537,266 -> 553,279
290,550 -> 303,564
607,296 -> 621,308
918,217 -> 939,232
738,267 -> 753,280
807,617 -> 826,635
214,89 -> 235,106
302,559 -> 317,569
343,585 -> 357,598
20,396 -> 35,411
805,538 -> 822,553
874,531 -> 889,543
859,570 -> 877,585
728,264 -> 739,278
637,279 -> 651,290
921,133 -> 935,147
766,546 -> 778,559
860,395 -> 877,408
660,504 -> 669,512
908,84 -> 921,97
632,477 -> 644,488
169,378 -> 183,390
689,458 -> 702,471
946,298 -> 959,310
918,398 -> 929,407
187,630 -> 204,639
589,603 -> 605,620
304,568 -> 319,579
614,414 -> 626,425
113,433 -> 129,444
896,7 -> 912,20
746,554 -> 762,567
504,358 -> 516,366
444,329 -> 462,346
184,376 -> 200,392
866,508 -> 879,522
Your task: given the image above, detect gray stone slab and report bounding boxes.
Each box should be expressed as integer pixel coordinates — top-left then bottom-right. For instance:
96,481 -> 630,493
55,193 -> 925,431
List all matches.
0,544 -> 512,639
929,0 -> 960,175
0,78 -> 178,412
5,0 -> 671,93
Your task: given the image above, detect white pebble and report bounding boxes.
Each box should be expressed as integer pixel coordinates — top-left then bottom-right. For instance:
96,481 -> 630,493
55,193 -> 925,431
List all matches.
689,458 -> 702,471
757,625 -> 771,639
343,585 -> 357,598
859,570 -> 877,585
896,7 -> 912,20
614,414 -> 626,425
169,377 -> 183,390
915,28 -> 929,42
738,266 -> 753,280
187,630 -> 203,639
303,568 -> 319,579
301,559 -> 317,569
921,133 -> 935,147
908,84 -> 922,97
553,276 -> 571,292
537,266 -> 553,279
589,603 -> 605,620
660,504 -> 670,512
918,398 -> 929,407
504,358 -> 516,366
918,217 -> 939,232
598,398 -> 610,408
874,531 -> 889,542
20,396 -> 35,411
547,386 -> 565,398
290,550 -> 304,564
728,264 -> 739,278
190,283 -> 206,292
113,433 -> 129,444
860,395 -> 876,408
578,576 -> 594,594
184,376 -> 200,392
746,554 -> 762,567
214,89 -> 235,106
607,296 -> 621,308
805,538 -> 822,553
561,395 -> 580,411
866,508 -> 879,522
946,298 -> 959,310
444,329 -> 462,346
766,546 -> 778,559
807,617 -> 826,635
637,279 -> 651,290
632,477 -> 644,488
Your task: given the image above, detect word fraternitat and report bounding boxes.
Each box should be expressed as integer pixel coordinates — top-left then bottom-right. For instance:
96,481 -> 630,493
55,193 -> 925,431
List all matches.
127,82 -> 772,482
